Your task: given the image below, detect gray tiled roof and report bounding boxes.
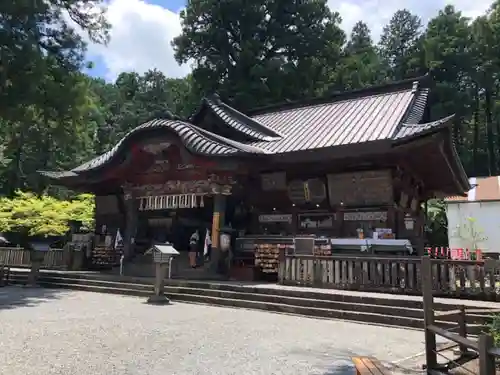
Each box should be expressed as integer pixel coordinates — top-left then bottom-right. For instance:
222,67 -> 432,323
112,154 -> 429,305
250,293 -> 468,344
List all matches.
249,88 -> 417,154
393,114 -> 455,140
69,119 -> 266,174
196,95 -> 283,141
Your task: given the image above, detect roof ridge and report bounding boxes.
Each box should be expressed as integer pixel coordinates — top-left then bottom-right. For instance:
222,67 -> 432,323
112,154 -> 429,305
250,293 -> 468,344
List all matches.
247,74 -> 431,116
189,123 -> 269,154
389,85 -> 429,138
206,94 -> 283,140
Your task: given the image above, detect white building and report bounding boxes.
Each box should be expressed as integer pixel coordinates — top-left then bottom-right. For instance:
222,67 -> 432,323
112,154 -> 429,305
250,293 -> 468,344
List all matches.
445,176 -> 500,254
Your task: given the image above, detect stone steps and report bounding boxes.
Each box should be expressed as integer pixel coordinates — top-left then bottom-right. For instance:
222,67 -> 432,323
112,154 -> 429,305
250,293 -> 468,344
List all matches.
5,270 -> 489,333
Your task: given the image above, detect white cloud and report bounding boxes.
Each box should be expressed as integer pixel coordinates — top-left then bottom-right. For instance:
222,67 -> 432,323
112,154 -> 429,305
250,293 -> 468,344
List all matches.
330,0 -> 493,40
86,0 -> 190,81
88,0 -> 493,81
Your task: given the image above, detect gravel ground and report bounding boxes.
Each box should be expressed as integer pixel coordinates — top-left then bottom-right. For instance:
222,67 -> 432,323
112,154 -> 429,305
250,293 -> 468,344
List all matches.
0,286 -> 442,375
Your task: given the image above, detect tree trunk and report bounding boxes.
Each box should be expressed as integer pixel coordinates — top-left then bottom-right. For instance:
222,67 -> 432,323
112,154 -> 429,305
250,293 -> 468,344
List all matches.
485,88 -> 496,175
472,87 -> 480,176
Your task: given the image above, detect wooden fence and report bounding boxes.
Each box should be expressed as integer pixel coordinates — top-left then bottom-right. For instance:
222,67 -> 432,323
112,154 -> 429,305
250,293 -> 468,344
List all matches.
279,254 -> 500,299
422,256 -> 499,374
0,247 -> 67,269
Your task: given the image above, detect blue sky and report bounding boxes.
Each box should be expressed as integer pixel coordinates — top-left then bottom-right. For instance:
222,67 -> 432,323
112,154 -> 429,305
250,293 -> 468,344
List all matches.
85,0 -> 492,82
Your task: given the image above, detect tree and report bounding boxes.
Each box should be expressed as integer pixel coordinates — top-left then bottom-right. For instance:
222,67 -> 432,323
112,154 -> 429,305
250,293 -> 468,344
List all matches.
425,200 -> 448,246
172,0 -> 346,110
336,21 -> 383,90
0,0 -> 110,196
379,9 -> 424,81
0,192 -> 95,237
0,0 -> 109,122
423,6 -> 473,150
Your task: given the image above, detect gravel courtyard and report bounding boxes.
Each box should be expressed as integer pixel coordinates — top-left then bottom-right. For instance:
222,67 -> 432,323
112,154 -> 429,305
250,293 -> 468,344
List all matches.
0,287 -> 435,375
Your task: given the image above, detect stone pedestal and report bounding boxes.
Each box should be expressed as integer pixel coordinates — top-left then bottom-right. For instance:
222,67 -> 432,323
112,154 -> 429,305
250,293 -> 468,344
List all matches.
26,260 -> 42,287
147,263 -> 170,305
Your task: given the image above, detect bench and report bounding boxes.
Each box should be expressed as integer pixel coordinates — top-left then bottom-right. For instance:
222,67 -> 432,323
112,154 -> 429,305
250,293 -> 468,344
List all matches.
351,357 -> 391,375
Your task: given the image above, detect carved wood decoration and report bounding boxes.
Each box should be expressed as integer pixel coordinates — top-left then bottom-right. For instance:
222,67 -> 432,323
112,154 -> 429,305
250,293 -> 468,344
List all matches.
288,180 -> 307,204
327,170 -> 393,206
123,175 -> 236,197
305,178 -> 326,203
287,179 -> 327,204
105,140 -> 240,190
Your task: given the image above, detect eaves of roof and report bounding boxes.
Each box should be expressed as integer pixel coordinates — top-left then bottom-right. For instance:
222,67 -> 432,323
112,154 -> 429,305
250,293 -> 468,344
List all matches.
391,114 -> 455,142
39,118 -> 266,179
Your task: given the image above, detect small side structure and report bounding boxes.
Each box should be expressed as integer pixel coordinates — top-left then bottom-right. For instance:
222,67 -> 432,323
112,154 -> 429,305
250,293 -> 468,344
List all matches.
446,176 -> 500,257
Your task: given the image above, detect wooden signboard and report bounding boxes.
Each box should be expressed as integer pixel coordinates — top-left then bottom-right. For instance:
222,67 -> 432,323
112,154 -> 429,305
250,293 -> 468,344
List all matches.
258,214 -> 293,223
298,212 -> 336,229
261,172 -> 287,191
343,211 -> 388,222
327,170 -> 393,206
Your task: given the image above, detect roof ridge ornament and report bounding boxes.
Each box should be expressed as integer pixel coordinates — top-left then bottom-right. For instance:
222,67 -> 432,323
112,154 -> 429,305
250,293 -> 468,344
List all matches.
411,80 -> 419,93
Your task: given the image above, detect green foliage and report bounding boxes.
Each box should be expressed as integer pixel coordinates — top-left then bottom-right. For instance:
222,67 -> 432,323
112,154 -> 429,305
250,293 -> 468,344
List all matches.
172,0 -> 346,110
0,191 -> 94,236
451,216 -> 488,250
486,313 -> 500,346
425,200 -> 448,246
5,0 -> 500,200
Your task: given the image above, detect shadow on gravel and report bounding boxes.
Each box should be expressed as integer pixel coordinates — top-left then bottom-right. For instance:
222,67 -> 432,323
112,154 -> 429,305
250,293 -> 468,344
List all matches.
0,286 -> 65,310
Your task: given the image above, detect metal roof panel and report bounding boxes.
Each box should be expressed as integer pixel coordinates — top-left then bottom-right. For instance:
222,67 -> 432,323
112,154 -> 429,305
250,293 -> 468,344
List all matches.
250,90 -> 415,153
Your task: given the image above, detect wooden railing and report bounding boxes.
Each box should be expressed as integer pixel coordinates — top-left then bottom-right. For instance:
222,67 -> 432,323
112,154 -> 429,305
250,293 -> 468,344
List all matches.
0,247 -> 67,269
279,254 -> 500,299
422,256 -> 499,375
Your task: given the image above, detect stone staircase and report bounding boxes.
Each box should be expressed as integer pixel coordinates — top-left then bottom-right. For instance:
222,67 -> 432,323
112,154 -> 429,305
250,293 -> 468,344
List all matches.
6,268 -> 495,332
109,252 -> 224,280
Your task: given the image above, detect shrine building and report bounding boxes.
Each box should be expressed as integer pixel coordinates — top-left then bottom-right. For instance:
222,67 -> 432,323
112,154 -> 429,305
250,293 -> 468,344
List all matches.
40,75 -> 469,279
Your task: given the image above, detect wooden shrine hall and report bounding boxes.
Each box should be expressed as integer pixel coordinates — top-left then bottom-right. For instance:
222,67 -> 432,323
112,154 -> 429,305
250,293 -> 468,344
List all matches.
40,75 -> 469,279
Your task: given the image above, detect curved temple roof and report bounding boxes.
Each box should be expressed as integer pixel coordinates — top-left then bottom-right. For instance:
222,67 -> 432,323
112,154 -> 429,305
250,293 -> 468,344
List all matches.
39,118 -> 268,179
40,75 -> 468,194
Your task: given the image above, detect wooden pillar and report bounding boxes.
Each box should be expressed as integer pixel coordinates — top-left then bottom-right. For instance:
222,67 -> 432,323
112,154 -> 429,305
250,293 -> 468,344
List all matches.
422,256 -> 438,370
123,192 -> 139,260
211,194 -> 226,273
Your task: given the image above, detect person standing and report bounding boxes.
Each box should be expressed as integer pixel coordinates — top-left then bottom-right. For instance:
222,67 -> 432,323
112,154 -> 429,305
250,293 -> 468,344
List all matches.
189,229 -> 199,268
203,227 -> 212,261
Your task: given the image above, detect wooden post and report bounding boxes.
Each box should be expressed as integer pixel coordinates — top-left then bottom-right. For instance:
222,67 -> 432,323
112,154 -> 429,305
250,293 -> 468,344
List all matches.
123,191 -> 138,260
458,305 -> 468,355
478,334 -> 495,375
211,194 -> 226,274
422,256 -> 438,370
